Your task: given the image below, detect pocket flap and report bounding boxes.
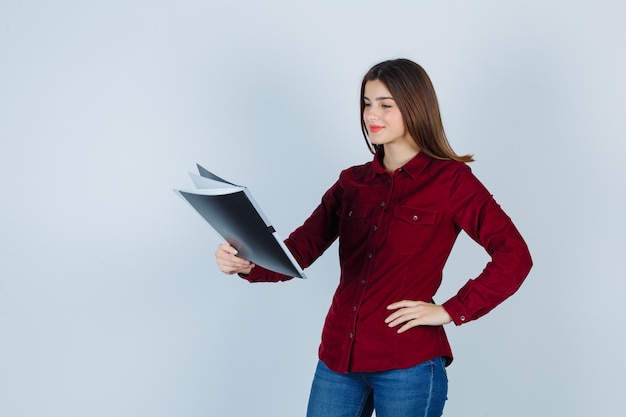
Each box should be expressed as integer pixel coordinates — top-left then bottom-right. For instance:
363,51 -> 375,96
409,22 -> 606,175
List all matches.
339,205 -> 371,219
392,206 -> 437,226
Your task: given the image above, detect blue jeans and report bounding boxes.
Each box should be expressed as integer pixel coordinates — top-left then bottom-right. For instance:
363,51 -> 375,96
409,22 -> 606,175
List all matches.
306,358 -> 448,417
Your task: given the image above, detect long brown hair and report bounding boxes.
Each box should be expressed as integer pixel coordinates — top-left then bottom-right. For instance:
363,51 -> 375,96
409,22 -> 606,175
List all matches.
360,59 -> 474,162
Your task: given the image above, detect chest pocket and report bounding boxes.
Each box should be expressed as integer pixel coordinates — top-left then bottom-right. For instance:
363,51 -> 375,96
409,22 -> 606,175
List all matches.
338,205 -> 373,253
387,205 -> 438,255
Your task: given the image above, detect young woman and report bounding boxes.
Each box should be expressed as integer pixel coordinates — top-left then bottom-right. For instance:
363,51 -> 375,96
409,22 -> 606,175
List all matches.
215,58 -> 532,417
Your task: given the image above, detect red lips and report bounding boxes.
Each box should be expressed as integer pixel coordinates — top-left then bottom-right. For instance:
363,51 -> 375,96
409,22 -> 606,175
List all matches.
369,125 -> 384,133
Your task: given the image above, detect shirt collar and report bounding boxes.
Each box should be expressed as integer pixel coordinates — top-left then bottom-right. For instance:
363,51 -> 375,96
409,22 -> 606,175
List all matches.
366,149 -> 431,181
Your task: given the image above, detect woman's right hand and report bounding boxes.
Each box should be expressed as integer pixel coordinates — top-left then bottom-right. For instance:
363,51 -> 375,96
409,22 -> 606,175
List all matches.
214,242 -> 254,275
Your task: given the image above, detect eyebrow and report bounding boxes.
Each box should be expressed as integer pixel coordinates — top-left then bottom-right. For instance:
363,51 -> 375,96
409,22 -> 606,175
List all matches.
363,96 -> 395,101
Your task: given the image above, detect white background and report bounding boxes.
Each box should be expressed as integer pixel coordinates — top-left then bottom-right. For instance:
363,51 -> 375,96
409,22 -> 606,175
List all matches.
1,1 -> 625,416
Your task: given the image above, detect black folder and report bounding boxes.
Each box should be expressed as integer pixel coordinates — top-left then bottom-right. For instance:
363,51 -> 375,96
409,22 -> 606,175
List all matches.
175,164 -> 306,279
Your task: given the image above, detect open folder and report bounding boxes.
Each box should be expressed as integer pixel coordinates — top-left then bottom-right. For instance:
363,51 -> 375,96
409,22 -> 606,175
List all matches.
175,164 -> 307,279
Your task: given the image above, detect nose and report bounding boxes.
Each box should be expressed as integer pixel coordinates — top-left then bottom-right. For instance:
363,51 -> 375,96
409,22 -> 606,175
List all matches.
364,107 -> 380,121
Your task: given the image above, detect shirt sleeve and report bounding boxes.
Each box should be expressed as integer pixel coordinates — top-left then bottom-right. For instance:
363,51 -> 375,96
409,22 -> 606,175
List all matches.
442,165 -> 533,325
240,178 -> 343,283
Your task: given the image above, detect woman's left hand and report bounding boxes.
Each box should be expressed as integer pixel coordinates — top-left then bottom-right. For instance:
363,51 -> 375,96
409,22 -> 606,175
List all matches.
385,301 -> 452,333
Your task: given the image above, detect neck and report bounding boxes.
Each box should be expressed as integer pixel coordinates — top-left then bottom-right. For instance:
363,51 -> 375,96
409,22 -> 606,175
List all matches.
382,144 -> 420,173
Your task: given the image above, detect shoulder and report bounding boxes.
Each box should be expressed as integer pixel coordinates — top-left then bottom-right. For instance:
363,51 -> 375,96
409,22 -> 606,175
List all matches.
425,157 -> 472,180
341,159 -> 374,175
319,160 -> 374,203
424,158 -> 493,200
338,160 -> 375,182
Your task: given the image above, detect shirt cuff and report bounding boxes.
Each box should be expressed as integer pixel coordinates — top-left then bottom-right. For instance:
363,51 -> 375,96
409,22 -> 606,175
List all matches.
237,265 -> 293,283
442,297 -> 470,326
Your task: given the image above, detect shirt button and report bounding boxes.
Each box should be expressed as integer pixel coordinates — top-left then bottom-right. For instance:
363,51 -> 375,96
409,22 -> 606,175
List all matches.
352,306 -> 357,311
349,333 -> 354,338
380,201 -> 385,207
460,316 -> 466,322
361,279 -> 366,285
413,215 -> 419,221
367,253 -> 372,259
348,211 -> 353,216
373,225 -> 378,231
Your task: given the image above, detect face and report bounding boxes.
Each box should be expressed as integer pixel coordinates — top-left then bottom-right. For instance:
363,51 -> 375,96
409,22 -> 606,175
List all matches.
363,79 -> 415,149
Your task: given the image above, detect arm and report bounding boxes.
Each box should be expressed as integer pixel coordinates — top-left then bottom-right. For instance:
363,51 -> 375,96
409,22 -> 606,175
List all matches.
385,165 -> 532,331
214,178 -> 343,282
442,166 -> 533,325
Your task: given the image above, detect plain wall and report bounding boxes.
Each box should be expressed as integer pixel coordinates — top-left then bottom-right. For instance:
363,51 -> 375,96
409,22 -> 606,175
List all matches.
1,1 -> 625,416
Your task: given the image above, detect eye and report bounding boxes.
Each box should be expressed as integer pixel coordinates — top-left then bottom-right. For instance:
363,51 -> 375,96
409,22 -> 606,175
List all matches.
381,104 -> 393,109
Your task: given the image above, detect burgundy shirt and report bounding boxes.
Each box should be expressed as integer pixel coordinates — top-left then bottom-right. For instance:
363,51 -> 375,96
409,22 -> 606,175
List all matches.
242,151 -> 532,373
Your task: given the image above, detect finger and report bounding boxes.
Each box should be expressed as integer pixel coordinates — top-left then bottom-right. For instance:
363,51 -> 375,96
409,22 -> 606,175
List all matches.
386,311 -> 420,328
388,316 -> 421,332
384,309 -> 408,324
215,244 -> 252,266
220,262 -> 254,275
385,301 -> 426,323
216,250 -> 248,264
221,257 -> 253,271
385,306 -> 420,324
218,242 -> 238,255
215,248 -> 254,274
386,303 -> 434,325
387,300 -> 430,310
386,300 -> 418,310
396,320 -> 420,333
